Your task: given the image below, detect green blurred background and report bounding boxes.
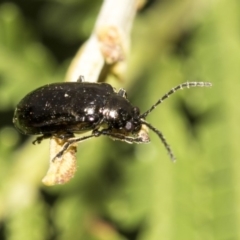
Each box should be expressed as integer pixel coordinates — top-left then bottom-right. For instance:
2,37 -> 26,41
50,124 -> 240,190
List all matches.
0,0 -> 238,239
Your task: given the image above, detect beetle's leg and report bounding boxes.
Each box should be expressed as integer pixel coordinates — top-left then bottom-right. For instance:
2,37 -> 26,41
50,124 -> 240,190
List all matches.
52,129 -> 145,162
32,134 -> 52,145
52,134 -> 97,161
117,88 -> 127,98
77,75 -> 85,82
107,134 -> 145,143
54,132 -> 75,140
52,130 -> 104,161
92,129 -> 145,143
52,129 -> 127,161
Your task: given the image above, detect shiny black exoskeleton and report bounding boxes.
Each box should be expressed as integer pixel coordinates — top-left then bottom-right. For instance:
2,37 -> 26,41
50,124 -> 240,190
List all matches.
13,76 -> 212,161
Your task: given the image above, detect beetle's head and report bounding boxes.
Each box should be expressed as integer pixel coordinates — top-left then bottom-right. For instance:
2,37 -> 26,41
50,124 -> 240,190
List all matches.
103,96 -> 142,134
103,81 -> 211,161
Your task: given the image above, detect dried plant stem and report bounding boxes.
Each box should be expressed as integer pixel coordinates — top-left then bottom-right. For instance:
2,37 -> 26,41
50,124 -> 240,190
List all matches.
66,0 -> 139,83
43,0 -> 142,185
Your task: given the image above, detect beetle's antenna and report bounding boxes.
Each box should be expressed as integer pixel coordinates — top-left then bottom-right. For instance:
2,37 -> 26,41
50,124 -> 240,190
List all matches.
140,82 -> 212,119
141,120 -> 176,162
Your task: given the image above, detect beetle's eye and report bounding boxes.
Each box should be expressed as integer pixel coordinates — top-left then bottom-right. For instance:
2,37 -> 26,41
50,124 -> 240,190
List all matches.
125,121 -> 133,132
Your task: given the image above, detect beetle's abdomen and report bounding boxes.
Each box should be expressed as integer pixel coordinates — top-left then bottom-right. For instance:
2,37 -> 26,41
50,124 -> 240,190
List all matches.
13,82 -> 114,135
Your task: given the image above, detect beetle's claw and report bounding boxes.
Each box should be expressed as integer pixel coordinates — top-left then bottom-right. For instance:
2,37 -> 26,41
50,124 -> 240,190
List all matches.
32,134 -> 50,145
32,137 -> 42,145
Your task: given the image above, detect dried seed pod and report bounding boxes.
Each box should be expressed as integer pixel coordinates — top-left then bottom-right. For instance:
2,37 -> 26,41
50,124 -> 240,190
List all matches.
42,137 -> 77,186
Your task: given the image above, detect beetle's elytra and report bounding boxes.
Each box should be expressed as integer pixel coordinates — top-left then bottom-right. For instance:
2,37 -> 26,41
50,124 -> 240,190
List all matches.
13,76 -> 212,161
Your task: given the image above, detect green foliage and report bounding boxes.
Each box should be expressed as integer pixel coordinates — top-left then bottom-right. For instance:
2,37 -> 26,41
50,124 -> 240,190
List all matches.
0,0 -> 238,239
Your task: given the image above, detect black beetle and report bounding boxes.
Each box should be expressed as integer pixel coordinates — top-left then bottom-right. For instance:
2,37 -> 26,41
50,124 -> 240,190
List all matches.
13,76 -> 212,161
